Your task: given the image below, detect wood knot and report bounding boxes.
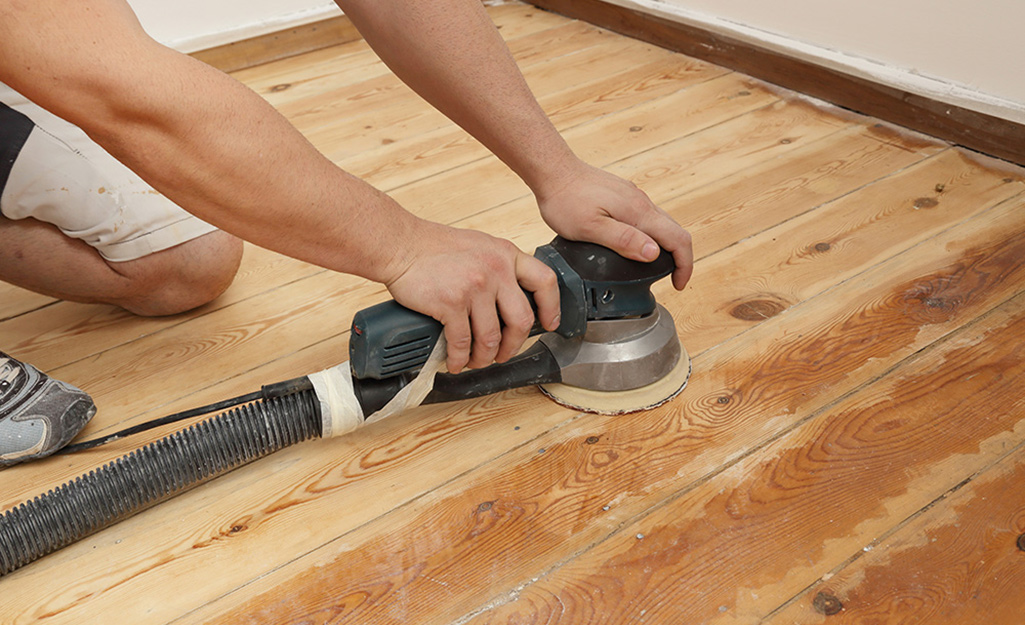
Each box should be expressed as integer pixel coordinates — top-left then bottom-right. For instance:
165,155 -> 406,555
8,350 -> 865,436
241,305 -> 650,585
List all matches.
730,295 -> 790,321
270,83 -> 291,92
629,126 -> 643,132
228,524 -> 247,534
709,389 -> 740,410
814,242 -> 832,253
902,278 -> 964,324
813,592 -> 844,615
1017,533 -> 1025,552
477,501 -> 494,513
913,197 -> 939,209
585,436 -> 600,445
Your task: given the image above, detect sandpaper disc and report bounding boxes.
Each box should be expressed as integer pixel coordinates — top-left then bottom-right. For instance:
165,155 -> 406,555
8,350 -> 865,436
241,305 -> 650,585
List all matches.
538,343 -> 691,415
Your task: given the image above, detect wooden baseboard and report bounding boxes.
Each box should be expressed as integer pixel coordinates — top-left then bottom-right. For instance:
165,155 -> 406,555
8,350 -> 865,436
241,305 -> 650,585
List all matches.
190,15 -> 362,74
525,0 -> 1025,167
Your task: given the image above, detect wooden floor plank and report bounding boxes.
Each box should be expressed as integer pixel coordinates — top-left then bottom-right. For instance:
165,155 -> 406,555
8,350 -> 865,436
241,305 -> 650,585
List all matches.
335,49 -> 727,191
391,74 -> 779,225
766,443 -> 1025,624
160,177 -> 1025,625
0,286 -> 55,322
279,32 -> 660,159
665,149 -> 1024,351
463,291 -> 1025,625
232,3 -> 566,95
664,124 -> 946,259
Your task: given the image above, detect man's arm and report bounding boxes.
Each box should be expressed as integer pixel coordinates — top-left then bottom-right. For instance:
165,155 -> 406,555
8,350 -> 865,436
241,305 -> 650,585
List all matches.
337,0 -> 693,289
0,0 -> 560,372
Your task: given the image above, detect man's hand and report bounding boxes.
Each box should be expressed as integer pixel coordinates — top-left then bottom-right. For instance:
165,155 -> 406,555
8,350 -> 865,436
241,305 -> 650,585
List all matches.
536,161 -> 693,291
383,222 -> 561,374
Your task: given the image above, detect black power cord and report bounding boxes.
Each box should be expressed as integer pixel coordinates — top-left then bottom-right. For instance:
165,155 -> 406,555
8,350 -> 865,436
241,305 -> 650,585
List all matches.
59,376 -> 314,454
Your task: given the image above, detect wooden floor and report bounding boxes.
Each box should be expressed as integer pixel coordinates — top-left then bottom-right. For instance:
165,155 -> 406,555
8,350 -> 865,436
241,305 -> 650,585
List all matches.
3,3 -> 1025,623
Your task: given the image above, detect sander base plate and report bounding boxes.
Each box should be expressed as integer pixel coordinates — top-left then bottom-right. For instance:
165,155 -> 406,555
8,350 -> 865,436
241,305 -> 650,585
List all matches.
538,343 -> 691,415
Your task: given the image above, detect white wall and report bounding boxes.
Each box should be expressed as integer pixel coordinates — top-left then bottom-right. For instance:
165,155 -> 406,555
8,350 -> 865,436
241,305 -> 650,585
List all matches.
128,0 -> 339,53
128,0 -> 1025,124
606,0 -> 1025,124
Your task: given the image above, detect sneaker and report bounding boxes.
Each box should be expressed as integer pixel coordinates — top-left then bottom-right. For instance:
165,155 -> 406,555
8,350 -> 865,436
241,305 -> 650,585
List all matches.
0,352 -> 96,466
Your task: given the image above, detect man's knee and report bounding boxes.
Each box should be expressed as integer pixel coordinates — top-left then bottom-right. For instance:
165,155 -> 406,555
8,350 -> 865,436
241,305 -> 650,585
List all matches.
117,231 -> 243,317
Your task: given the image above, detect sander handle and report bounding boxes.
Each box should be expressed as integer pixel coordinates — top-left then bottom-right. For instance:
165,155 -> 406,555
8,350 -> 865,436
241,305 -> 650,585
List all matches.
350,241 -> 587,380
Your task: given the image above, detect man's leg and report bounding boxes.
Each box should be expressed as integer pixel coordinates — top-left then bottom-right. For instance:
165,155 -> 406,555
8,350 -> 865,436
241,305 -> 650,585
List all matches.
1,83 -> 244,316
0,215 -> 241,316
0,83 -> 243,465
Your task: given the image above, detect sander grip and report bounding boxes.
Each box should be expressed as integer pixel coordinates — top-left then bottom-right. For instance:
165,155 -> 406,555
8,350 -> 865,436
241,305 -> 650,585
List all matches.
350,243 -> 587,380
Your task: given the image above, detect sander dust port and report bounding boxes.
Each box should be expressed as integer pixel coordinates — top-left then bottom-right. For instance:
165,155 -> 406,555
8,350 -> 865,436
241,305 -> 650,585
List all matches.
0,237 -> 690,575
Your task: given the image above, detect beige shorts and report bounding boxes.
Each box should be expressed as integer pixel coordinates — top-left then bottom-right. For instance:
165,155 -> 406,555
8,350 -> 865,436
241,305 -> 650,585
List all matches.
0,83 -> 218,262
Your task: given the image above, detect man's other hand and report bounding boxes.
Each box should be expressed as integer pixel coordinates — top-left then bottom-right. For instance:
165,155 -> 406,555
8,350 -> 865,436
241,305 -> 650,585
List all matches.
537,162 -> 693,291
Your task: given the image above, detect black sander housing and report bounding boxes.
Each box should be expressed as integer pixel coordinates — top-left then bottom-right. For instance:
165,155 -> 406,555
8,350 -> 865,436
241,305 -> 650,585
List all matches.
350,236 -> 687,414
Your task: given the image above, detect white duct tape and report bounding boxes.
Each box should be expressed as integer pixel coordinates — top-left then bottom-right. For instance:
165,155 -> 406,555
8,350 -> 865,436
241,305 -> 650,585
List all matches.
309,337 -> 449,438
365,336 -> 448,425
307,362 -> 363,438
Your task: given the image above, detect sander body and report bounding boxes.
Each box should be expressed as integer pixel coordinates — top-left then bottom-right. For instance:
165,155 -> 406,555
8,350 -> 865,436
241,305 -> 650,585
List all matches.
349,236 -> 690,415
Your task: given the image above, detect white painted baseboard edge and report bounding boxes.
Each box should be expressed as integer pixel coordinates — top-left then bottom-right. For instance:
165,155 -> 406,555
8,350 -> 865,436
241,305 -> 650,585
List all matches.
604,0 -> 1025,126
162,4 -> 344,55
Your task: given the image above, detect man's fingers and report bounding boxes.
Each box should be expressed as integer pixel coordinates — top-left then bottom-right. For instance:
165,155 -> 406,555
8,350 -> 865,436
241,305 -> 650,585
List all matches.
583,219 -> 661,264
515,254 -> 561,332
634,210 -> 694,291
669,235 -> 694,289
495,287 -> 534,364
467,294 -> 503,369
442,314 -> 472,374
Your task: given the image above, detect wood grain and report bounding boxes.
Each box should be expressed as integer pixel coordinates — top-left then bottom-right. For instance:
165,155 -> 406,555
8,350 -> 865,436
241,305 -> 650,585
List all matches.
766,444 -> 1025,624
190,15 -> 362,74
172,182 -> 1025,625
0,245 -> 324,372
336,47 -> 727,191
0,286 -> 55,323
3,5 -> 1025,624
466,292 -> 1025,624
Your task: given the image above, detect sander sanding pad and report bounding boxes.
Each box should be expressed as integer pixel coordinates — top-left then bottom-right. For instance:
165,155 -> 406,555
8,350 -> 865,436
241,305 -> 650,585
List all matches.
538,344 -> 691,415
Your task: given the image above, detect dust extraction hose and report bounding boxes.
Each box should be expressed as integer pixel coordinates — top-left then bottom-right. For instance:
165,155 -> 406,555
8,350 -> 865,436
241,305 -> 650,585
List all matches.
0,339 -> 454,576
0,389 -> 321,576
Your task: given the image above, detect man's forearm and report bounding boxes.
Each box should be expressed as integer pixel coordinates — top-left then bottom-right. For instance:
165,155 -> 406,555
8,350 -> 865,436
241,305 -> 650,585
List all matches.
0,0 -> 419,283
87,49 -> 421,284
337,0 -> 581,197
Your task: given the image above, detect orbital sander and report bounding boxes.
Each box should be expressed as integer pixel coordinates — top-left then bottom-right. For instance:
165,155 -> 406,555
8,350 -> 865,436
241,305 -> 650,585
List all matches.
348,235 -> 690,416
0,237 -> 689,575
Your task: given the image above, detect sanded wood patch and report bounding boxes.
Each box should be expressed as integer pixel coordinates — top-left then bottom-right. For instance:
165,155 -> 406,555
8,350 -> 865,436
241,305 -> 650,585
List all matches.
766,443 -> 1025,624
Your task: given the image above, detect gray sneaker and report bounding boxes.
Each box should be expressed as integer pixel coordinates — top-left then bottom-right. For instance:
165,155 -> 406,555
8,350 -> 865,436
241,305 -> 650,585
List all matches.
0,352 -> 96,466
